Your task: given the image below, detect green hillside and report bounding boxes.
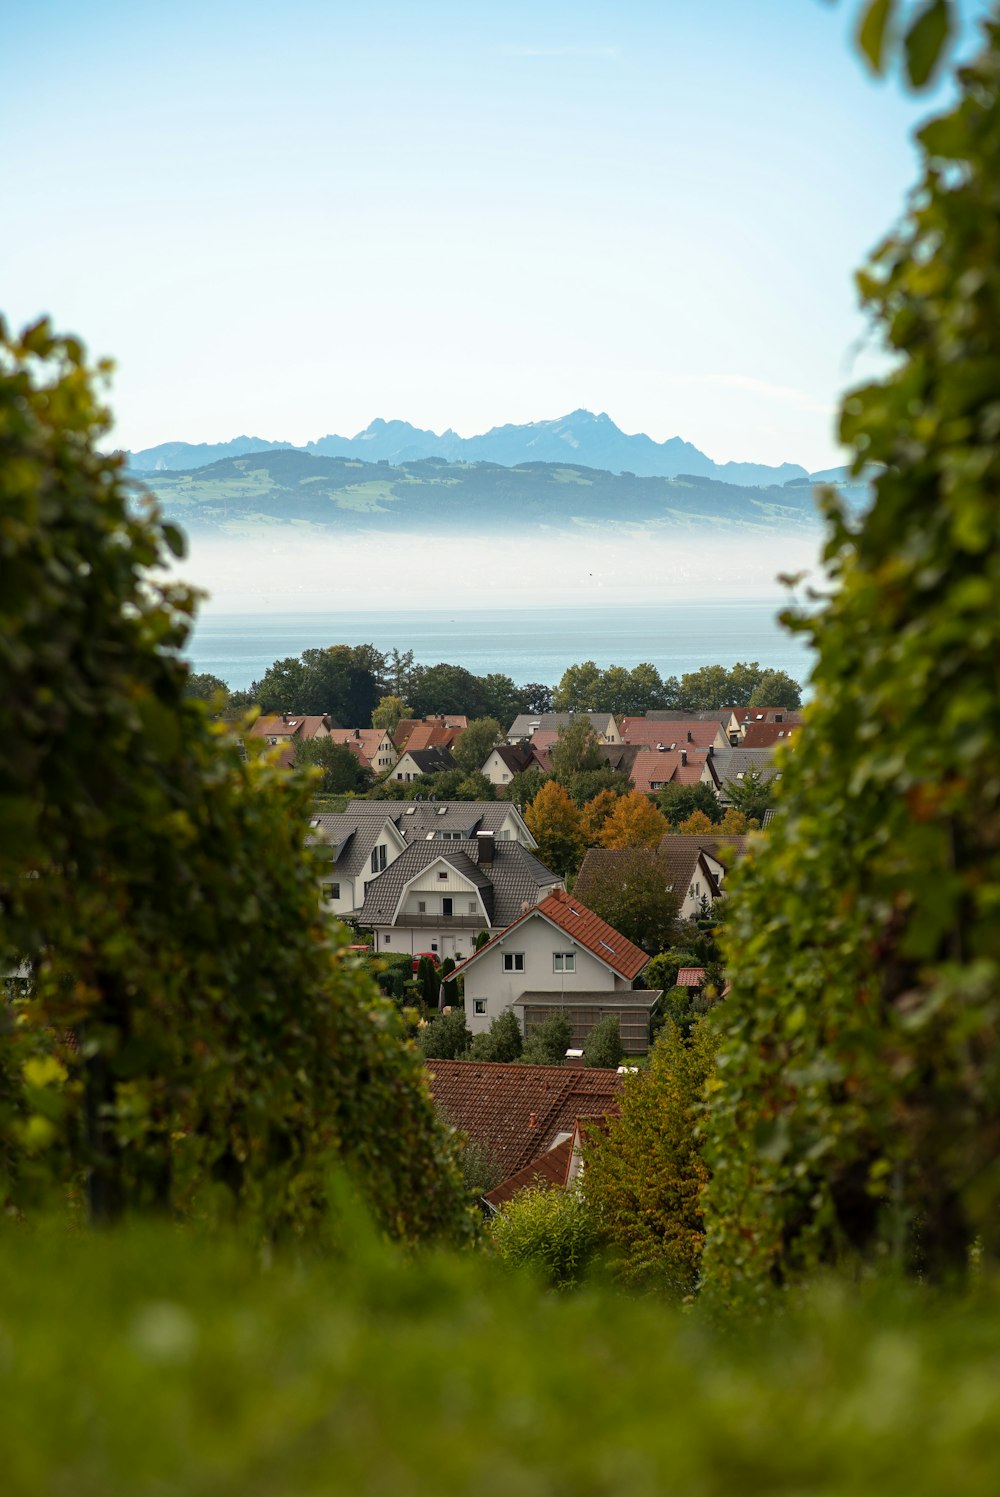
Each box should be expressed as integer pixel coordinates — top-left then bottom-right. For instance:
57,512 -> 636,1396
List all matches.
133,450 -> 845,537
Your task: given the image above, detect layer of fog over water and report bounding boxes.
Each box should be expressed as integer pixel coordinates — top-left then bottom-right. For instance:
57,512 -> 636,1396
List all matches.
180,528 -> 822,691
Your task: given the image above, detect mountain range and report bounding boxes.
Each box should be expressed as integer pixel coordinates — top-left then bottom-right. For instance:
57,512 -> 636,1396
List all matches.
125,409 -> 845,489
136,449 -> 863,541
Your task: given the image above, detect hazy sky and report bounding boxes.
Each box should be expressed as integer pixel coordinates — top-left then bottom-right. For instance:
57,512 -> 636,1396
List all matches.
3,1 -> 989,469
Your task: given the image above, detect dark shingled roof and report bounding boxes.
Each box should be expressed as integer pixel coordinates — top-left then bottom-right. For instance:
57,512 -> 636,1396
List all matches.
358,839 -> 561,930
347,799 -> 533,846
427,1060 -> 623,1177
307,812 -> 402,879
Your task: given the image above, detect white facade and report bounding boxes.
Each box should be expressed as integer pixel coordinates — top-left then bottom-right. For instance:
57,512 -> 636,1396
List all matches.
372,856 -> 491,964
461,914 -> 629,1033
481,748 -> 516,788
318,817 -> 406,919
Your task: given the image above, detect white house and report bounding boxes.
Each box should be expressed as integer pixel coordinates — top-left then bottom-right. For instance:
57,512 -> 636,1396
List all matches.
452,889 -> 659,1055
308,811 -> 408,919
358,833 -> 563,966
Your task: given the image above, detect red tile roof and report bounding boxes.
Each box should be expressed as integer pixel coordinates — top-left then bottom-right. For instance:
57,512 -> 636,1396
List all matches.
482,1136 -> 575,1210
426,1060 -> 624,1176
619,718 -> 721,749
454,889 -> 649,984
740,721 -> 802,749
677,967 -> 706,988
249,713 -> 331,741
629,747 -> 706,795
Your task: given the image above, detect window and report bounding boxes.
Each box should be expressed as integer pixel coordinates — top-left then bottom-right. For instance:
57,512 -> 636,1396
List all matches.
503,953 -> 525,973
384,934 -> 391,945
438,871 -> 448,880
322,882 -> 340,901
553,953 -> 576,973
473,999 -> 487,1015
442,898 -> 453,917
501,773 -> 509,782
418,900 -> 426,913
370,845 -> 386,873
468,901 -> 477,914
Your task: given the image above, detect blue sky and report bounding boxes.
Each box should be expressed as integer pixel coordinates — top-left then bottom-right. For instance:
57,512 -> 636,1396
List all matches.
2,0 -> 990,468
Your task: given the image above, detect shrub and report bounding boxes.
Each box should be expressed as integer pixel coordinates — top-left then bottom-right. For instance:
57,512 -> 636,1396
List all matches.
469,1009 -> 523,1063
583,1015 -> 623,1070
488,1185 -> 598,1289
520,1012 -> 572,1066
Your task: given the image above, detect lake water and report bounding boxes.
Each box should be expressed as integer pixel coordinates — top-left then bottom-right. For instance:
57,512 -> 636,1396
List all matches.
187,600 -> 813,692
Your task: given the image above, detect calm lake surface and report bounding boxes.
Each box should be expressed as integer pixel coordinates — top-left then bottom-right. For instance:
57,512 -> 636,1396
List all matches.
188,600 -> 813,692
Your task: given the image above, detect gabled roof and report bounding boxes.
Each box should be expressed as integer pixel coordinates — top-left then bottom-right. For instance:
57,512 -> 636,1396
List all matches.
507,711 -> 617,741
657,832 -> 749,866
629,746 -> 705,795
739,721 -> 802,749
308,811 -> 404,879
677,967 -> 707,988
249,713 -> 332,740
358,839 -> 561,929
454,889 -> 648,983
427,1059 -> 624,1176
324,728 -> 395,767
486,743 -> 544,776
349,798 -> 536,847
482,1136 -> 574,1211
396,746 -> 457,774
619,718 -> 721,749
704,746 -> 783,789
405,722 -> 466,752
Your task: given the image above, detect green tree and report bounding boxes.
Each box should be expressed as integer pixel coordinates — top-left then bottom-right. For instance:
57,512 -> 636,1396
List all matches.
410,663 -> 486,718
452,717 -> 504,774
294,736 -> 372,794
478,673 -> 530,726
703,22 -> 1000,1299
676,665 -> 730,712
552,661 -> 603,712
573,850 -> 680,953
469,1009 -> 523,1063
583,1020 -> 717,1294
656,781 -> 724,827
0,319 -> 470,1244
724,764 -> 774,823
747,671 -> 802,710
185,672 -> 230,714
549,718 -> 604,779
583,1015 -> 623,1069
488,1184 -> 598,1289
507,768 -> 550,808
520,1012 -> 572,1066
372,694 -> 411,732
417,1009 -> 472,1060
524,781 -> 586,877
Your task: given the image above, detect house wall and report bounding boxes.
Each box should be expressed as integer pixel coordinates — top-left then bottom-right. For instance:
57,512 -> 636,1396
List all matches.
462,916 -> 627,1033
373,924 -> 486,964
482,750 -> 515,788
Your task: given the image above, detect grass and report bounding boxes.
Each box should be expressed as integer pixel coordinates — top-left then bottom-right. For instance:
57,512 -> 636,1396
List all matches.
3,1216 -> 1000,1495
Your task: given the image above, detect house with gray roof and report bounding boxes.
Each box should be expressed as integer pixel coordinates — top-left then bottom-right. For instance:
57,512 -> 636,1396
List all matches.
308,811 -> 408,919
348,798 -> 536,849
702,746 -> 784,804
358,833 -> 563,966
506,711 -> 621,745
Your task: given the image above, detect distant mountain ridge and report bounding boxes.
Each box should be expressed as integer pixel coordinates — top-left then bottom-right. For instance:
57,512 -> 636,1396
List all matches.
124,409 -> 821,488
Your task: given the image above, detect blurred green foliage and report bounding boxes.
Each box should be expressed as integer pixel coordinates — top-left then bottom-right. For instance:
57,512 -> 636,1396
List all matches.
704,19 -> 1000,1299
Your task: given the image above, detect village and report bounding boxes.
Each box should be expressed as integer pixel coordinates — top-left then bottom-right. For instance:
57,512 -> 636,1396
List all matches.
245,697 -> 802,1211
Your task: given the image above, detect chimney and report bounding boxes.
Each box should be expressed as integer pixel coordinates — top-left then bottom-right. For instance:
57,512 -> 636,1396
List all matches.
687,730 -> 693,743
475,830 -> 496,865
528,1111 -> 537,1128
282,713 -> 288,723
681,749 -> 688,766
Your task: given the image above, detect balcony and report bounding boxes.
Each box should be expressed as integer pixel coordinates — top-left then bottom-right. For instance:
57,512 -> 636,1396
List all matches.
398,913 -> 486,930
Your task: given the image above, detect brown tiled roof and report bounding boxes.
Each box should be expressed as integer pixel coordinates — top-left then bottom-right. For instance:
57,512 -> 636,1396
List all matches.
406,722 -> 465,752
325,728 -> 394,767
482,1136 -> 575,1211
453,889 -> 649,984
740,721 -> 802,749
629,747 -> 706,795
249,713 -> 332,740
657,833 -> 749,872
619,718 -> 721,749
677,967 -> 706,987
427,1060 -> 623,1176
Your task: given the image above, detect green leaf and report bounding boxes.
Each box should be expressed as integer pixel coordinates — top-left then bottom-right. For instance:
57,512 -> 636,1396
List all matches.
857,0 -> 894,72
904,0 -> 952,88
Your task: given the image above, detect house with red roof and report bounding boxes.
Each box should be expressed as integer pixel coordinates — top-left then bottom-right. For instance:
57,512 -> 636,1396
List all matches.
452,889 -> 660,1055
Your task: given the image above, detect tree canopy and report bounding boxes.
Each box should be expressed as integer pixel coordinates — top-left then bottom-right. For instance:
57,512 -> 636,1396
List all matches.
0,318 -> 471,1244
